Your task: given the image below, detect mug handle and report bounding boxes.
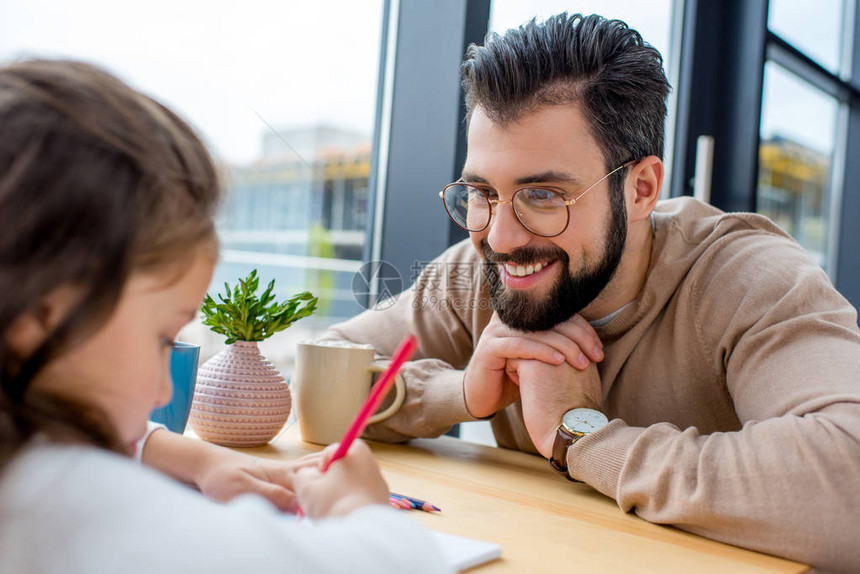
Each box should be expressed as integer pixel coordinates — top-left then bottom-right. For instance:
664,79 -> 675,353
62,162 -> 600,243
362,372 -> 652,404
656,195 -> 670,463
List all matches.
366,361 -> 406,424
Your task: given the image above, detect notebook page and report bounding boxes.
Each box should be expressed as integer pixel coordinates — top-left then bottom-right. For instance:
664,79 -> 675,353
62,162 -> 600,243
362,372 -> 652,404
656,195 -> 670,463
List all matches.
429,530 -> 502,572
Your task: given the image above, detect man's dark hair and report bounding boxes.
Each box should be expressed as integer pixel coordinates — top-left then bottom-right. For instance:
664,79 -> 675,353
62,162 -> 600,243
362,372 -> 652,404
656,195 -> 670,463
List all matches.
462,13 -> 670,181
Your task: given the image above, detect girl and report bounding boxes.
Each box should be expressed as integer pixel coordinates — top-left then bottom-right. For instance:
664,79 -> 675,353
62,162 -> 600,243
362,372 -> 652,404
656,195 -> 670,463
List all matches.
0,59 -> 446,573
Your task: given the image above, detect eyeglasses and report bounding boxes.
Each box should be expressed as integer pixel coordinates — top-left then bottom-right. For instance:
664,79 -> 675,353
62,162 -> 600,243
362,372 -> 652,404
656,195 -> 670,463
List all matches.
439,161 -> 636,238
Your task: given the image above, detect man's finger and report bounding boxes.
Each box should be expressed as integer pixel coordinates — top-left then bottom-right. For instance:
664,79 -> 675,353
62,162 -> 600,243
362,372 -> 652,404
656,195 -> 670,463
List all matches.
483,336 -> 566,365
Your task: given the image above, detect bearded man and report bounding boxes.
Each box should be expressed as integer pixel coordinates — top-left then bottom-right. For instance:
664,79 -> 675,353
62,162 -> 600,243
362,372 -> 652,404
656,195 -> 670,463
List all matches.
322,13 -> 860,573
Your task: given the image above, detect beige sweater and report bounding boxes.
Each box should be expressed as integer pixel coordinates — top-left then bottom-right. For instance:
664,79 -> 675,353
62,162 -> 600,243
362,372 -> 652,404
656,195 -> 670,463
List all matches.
324,197 -> 860,572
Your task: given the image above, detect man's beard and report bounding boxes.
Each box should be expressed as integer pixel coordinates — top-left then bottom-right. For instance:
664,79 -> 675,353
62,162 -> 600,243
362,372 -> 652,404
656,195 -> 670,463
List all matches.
482,190 -> 627,332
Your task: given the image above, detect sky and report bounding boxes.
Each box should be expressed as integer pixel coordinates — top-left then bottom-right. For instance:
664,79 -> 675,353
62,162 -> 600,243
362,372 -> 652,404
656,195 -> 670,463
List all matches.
0,0 -> 384,165
0,0 -> 846,162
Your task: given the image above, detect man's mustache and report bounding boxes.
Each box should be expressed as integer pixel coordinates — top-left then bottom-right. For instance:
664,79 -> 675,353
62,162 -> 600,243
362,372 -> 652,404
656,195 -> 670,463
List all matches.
480,240 -> 569,267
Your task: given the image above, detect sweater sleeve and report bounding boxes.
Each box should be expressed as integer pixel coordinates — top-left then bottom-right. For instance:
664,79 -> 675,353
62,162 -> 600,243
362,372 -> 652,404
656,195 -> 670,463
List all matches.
570,229 -> 860,573
319,240 -> 491,442
134,421 -> 165,462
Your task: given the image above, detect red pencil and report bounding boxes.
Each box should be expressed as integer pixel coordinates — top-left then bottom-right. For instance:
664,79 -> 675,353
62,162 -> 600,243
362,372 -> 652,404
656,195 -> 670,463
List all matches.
322,334 -> 418,472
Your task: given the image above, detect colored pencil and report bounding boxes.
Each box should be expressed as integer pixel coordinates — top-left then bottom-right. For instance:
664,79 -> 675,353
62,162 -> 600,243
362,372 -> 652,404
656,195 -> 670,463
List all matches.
389,495 -> 413,510
390,492 -> 441,512
322,334 -> 418,472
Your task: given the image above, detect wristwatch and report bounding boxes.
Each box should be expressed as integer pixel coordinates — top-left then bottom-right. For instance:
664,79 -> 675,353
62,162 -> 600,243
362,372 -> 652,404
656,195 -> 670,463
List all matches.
549,407 -> 609,480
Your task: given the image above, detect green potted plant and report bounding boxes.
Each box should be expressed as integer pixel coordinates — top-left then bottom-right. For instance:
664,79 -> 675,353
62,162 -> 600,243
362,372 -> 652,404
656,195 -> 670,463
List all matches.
189,270 -> 318,447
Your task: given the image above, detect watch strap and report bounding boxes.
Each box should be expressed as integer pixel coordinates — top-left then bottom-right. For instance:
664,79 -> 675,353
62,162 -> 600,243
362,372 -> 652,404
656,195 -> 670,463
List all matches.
549,425 -> 583,482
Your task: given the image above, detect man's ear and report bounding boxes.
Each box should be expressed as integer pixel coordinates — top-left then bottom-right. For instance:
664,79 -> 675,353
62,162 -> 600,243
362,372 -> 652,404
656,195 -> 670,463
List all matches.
4,286 -> 81,360
626,156 -> 663,223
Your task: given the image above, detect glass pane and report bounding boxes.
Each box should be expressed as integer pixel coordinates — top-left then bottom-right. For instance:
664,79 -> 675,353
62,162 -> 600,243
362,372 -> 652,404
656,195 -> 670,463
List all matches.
758,62 -> 838,269
490,0 -> 674,75
768,0 -> 845,73
0,0 -> 383,370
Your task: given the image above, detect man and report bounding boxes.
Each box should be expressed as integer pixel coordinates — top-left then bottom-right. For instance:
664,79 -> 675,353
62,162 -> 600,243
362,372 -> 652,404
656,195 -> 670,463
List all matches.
323,13 -> 860,572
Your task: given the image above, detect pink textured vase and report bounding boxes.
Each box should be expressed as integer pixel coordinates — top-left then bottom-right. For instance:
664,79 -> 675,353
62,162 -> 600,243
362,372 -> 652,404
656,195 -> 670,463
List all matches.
188,341 -> 290,447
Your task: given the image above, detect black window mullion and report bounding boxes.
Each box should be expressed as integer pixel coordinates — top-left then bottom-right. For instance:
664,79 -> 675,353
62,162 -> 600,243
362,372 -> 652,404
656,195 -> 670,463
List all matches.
835,2 -> 860,308
765,31 -> 860,103
670,0 -> 769,213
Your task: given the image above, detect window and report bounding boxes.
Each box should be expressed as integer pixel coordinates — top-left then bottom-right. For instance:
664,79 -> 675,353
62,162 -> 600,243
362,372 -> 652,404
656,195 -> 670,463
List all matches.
0,0 -> 385,370
758,0 -> 854,274
758,62 -> 839,267
768,0 -> 845,73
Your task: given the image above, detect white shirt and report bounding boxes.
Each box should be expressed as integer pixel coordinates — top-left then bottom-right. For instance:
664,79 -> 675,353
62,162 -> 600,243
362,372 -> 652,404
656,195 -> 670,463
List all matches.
0,442 -> 450,574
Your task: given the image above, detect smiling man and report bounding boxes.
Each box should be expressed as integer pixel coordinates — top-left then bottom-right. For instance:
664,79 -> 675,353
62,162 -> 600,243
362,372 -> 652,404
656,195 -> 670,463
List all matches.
323,13 -> 860,572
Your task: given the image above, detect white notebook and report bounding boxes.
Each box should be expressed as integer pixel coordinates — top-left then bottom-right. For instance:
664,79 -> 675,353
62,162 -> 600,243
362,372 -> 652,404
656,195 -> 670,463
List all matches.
429,530 -> 502,572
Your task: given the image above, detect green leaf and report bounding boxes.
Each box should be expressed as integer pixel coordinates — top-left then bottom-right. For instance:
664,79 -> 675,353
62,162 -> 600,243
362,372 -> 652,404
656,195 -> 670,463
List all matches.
198,269 -> 318,344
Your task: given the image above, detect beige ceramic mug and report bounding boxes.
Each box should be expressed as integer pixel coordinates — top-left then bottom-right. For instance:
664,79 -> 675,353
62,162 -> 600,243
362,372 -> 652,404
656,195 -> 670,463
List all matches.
292,340 -> 407,445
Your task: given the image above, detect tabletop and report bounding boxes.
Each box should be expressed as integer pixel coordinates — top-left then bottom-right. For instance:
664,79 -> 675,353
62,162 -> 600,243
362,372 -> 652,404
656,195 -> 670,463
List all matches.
240,425 -> 808,574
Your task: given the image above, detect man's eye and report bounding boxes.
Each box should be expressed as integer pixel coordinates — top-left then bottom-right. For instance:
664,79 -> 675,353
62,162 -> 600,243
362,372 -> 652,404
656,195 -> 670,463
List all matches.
520,188 -> 563,206
524,188 -> 552,201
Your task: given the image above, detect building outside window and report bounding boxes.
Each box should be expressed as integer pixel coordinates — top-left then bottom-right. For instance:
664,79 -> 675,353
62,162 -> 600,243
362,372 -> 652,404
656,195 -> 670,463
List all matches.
758,64 -> 838,267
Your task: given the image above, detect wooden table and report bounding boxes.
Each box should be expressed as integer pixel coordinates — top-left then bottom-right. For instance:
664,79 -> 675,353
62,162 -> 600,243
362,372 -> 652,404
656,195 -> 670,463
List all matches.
241,425 -> 808,573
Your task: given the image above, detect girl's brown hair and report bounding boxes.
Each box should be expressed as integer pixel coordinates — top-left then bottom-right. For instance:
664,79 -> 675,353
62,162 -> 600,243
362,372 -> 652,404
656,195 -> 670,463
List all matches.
0,59 -> 221,464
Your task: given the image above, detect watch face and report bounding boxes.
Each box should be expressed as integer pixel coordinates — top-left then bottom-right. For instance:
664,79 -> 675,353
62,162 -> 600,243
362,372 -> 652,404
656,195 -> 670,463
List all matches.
562,408 -> 608,434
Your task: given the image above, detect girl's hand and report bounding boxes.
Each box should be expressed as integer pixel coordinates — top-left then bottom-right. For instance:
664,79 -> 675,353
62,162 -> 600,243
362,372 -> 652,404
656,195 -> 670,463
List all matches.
294,440 -> 389,518
194,448 -> 299,512
142,429 -> 299,511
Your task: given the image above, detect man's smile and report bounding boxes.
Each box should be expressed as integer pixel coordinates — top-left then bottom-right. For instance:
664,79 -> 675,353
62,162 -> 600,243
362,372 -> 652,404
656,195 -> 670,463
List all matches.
502,260 -> 553,277
499,260 -> 558,289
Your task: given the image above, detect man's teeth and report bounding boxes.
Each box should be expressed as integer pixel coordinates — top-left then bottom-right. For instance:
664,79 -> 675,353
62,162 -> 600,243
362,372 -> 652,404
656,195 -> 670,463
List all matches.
504,261 -> 546,277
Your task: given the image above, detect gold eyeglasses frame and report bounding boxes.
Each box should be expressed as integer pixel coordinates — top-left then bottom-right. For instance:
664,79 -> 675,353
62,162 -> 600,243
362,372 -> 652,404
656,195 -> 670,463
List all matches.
439,160 -> 637,238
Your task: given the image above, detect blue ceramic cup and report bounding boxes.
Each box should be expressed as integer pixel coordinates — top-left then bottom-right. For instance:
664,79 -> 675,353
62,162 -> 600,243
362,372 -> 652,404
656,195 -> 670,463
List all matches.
150,341 -> 200,433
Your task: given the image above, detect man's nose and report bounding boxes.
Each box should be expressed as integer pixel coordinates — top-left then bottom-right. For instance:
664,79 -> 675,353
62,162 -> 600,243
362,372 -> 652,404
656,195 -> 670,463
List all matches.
487,201 -> 533,255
